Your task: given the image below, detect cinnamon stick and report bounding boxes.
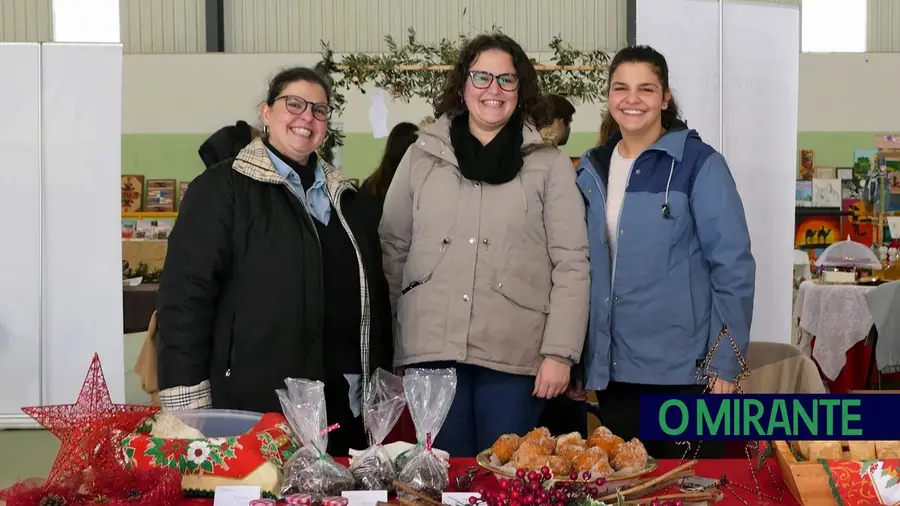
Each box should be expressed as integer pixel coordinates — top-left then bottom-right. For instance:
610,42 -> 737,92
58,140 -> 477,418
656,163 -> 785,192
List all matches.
619,491 -> 721,505
620,471 -> 695,499
596,460 -> 698,502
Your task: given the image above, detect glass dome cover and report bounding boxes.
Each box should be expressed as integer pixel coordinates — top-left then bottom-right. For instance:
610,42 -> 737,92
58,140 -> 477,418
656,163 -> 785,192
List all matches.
815,238 -> 883,269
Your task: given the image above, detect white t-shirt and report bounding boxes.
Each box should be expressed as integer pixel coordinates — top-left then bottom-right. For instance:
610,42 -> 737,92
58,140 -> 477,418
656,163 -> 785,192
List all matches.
606,142 -> 635,258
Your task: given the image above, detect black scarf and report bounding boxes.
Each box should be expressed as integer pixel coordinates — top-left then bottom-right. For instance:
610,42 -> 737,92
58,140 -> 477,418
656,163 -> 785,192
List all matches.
449,110 -> 525,185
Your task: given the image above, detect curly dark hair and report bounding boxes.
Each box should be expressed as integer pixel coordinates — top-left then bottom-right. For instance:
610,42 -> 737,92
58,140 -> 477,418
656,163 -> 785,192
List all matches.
433,33 -> 546,125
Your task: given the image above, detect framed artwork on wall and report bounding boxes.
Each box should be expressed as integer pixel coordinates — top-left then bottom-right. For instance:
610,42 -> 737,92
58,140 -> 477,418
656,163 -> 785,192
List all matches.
795,215 -> 841,249
816,166 -> 836,179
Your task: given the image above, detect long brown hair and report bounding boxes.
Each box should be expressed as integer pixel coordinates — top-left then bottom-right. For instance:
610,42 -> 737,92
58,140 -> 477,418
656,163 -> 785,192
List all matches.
433,33 -> 547,126
363,122 -> 419,196
598,45 -> 682,145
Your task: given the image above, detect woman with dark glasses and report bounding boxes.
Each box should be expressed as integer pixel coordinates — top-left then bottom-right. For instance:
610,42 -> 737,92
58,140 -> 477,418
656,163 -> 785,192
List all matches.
380,34 -> 590,456
156,66 -> 393,456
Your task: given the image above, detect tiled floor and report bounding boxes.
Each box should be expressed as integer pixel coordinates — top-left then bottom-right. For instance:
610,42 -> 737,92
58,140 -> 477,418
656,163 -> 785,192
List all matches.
0,332 -> 150,489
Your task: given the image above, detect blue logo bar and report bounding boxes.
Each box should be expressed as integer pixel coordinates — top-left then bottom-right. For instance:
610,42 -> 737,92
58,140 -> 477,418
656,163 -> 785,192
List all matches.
637,394 -> 896,440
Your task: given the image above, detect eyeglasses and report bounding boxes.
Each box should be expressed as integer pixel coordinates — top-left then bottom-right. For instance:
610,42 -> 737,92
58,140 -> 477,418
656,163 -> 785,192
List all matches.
468,71 -> 520,92
275,95 -> 331,121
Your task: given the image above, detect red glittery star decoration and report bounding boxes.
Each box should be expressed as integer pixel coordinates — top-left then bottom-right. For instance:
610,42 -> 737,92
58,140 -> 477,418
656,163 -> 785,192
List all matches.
21,353 -> 159,485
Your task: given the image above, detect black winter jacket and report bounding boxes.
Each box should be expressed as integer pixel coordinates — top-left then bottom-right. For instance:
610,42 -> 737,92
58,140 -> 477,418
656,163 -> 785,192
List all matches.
156,139 -> 392,413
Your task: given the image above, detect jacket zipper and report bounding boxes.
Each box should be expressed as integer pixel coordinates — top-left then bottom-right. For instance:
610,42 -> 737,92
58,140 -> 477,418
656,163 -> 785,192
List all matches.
326,183 -> 372,396
225,182 -> 323,381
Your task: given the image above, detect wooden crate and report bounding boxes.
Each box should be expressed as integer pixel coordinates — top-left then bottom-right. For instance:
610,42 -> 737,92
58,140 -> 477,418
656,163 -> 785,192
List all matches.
773,441 -> 837,506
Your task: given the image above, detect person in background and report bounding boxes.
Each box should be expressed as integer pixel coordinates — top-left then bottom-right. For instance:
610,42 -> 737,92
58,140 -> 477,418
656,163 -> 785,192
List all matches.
535,92 -> 589,438
538,94 -> 575,147
358,121 -> 419,231
379,33 -> 590,457
197,120 -> 262,168
156,66 -> 392,456
577,45 -> 755,458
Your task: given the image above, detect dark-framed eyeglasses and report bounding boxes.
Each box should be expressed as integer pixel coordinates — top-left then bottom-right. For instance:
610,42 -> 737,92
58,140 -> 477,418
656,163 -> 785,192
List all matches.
275,95 -> 331,121
468,71 -> 520,92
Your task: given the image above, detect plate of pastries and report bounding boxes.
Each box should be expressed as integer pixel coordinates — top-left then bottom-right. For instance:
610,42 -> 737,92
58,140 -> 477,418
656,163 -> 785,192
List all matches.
477,426 -> 657,482
793,440 -> 900,461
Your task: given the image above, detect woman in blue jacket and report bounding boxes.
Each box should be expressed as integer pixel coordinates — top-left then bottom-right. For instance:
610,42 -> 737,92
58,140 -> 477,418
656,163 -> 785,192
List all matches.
576,46 -> 755,459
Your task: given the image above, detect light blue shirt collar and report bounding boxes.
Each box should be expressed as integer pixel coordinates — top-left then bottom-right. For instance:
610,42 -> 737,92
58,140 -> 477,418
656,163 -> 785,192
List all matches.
265,146 -> 332,225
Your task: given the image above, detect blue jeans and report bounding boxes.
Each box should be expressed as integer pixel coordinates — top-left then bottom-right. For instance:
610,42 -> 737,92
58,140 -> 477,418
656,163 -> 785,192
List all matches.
412,362 -> 545,457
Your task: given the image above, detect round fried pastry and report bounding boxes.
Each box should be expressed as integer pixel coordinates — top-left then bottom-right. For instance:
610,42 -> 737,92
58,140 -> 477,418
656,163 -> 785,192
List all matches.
556,443 -> 586,462
555,432 -> 585,452
491,433 -> 521,464
587,427 -> 624,458
611,438 -> 648,472
523,427 -> 552,442
545,455 -> 571,476
572,446 -> 607,473
590,459 -> 614,477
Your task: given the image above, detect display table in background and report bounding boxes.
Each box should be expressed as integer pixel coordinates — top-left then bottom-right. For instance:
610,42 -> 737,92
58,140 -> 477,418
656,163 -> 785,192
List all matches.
123,284 -> 159,333
176,457 -> 796,506
794,280 -> 900,392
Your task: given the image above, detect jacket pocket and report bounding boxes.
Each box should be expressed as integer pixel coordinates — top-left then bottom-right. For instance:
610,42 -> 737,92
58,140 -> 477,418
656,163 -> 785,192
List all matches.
491,274 -> 551,314
402,238 -> 450,291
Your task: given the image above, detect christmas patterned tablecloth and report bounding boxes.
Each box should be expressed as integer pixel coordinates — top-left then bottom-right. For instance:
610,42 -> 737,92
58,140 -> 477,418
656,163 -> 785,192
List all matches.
175,457 -> 797,506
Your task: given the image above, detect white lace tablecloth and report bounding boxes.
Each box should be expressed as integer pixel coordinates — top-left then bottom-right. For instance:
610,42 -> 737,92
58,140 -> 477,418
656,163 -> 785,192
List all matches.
793,280 -> 876,380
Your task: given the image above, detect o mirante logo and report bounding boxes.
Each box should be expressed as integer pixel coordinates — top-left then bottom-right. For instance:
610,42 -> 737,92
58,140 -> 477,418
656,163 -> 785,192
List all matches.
638,394 -> 892,441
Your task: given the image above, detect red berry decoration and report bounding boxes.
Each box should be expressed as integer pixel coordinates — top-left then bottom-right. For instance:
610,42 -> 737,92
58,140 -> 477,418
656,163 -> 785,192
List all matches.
650,500 -> 660,506
540,466 -> 551,476
568,472 -> 578,481
521,495 -> 534,505
594,477 -> 606,487
468,497 -> 478,505
516,469 -> 527,479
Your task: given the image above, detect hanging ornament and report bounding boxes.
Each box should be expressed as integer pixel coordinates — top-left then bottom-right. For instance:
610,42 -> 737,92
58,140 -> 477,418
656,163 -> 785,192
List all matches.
677,327 -> 784,506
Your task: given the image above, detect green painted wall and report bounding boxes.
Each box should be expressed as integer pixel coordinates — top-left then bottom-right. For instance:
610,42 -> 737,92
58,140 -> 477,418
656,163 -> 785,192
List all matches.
796,132 -> 886,168
120,132 -> 601,184
121,131 -> 886,183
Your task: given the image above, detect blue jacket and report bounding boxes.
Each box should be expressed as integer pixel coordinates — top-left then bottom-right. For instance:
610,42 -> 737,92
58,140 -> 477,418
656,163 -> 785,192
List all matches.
576,121 -> 755,391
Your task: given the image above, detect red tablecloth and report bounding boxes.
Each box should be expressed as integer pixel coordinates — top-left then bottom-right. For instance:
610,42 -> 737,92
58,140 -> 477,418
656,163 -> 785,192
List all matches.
810,336 -> 900,393
176,457 -> 796,506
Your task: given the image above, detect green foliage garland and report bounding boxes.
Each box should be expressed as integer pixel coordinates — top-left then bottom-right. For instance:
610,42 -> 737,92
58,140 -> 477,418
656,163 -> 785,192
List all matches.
316,28 -> 611,165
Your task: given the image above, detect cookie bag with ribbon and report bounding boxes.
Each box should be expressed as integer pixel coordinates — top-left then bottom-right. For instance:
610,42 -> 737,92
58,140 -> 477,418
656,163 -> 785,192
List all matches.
678,325 -> 784,506
349,368 -> 407,490
396,368 -> 458,501
277,378 -> 354,502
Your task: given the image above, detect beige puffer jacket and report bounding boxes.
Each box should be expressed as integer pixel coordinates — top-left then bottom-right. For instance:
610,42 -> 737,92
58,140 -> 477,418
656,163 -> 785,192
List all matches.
379,115 -> 590,376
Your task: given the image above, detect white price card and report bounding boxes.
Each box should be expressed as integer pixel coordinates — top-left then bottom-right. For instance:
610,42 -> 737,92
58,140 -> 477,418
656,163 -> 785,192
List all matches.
213,485 -> 261,506
443,492 -> 481,505
342,490 -> 388,506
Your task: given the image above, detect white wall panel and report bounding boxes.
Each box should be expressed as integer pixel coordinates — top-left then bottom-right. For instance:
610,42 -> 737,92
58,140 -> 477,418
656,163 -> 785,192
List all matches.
120,0 -> 205,53
0,0 -> 52,42
224,0 -> 627,53
868,0 -> 900,52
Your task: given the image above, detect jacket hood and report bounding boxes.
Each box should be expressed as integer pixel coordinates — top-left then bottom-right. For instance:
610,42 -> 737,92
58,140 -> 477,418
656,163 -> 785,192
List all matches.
417,115 -> 561,155
198,120 -> 258,169
231,137 -> 354,200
